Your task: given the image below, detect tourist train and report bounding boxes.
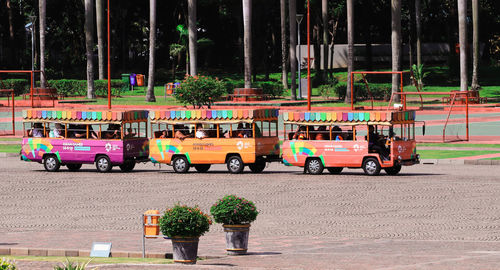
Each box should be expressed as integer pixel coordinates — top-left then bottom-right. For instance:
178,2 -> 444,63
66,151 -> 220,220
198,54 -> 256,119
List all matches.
20,108 -> 419,176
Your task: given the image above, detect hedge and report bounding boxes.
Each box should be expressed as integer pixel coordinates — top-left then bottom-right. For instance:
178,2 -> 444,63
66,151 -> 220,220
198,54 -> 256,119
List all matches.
333,82 -> 392,101
47,80 -> 124,97
0,79 -> 30,95
221,79 -> 284,98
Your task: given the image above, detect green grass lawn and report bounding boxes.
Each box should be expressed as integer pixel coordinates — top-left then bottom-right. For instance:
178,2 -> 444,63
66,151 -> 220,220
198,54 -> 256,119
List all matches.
0,144 -> 20,153
92,96 -> 181,106
418,150 -> 500,159
0,138 -> 22,142
1,255 -> 172,265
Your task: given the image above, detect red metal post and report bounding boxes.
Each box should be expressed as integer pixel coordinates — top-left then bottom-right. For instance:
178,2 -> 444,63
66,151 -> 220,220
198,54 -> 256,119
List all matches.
350,72 -> 354,110
466,91 -> 469,141
11,89 -> 15,135
307,0 -> 311,111
30,71 -> 34,108
400,72 -> 405,110
107,0 -> 111,110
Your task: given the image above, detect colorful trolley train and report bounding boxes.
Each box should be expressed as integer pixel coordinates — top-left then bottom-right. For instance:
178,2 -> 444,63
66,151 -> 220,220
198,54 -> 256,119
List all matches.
21,108 -> 419,175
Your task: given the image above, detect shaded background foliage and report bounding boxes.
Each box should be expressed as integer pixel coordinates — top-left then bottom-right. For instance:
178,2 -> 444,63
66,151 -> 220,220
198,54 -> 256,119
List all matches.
0,0 -> 499,83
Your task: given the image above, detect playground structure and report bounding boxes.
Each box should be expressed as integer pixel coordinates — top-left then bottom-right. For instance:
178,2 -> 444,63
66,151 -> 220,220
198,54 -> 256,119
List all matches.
350,71 -> 470,142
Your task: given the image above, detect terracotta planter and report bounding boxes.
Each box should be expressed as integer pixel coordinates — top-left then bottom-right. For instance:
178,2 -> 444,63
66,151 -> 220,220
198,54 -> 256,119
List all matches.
171,237 -> 199,264
223,224 -> 250,255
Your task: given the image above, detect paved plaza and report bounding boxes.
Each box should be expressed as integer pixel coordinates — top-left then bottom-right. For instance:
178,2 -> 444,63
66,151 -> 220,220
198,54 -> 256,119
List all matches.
1,157 -> 500,269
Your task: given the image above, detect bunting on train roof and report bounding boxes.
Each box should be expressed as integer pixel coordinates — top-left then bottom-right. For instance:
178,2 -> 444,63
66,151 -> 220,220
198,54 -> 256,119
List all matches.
22,109 -> 149,122
281,110 -> 416,123
149,108 -> 279,121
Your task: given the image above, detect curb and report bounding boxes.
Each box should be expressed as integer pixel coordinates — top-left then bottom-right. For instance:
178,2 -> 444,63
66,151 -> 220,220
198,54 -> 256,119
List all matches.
0,153 -> 18,158
420,159 -> 500,165
0,247 -> 169,259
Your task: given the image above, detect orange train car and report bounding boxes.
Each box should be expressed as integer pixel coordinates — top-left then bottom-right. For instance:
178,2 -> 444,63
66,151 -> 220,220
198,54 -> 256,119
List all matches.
149,108 -> 280,173
281,110 -> 420,176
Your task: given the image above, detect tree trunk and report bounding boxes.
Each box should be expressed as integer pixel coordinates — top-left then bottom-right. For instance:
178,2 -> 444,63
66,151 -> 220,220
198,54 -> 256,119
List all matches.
288,0 -> 297,100
96,0 -> 105,80
391,0 -> 402,101
39,0 -> 46,88
471,0 -> 480,90
84,0 -> 95,99
415,0 -> 422,87
280,0 -> 288,89
345,0 -> 354,104
457,0 -> 468,91
322,0 -> 328,80
188,0 -> 197,76
146,0 -> 157,102
6,0 -> 15,68
242,0 -> 252,88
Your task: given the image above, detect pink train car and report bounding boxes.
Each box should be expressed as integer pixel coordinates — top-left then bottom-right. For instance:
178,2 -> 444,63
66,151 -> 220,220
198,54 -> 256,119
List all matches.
21,109 -> 149,173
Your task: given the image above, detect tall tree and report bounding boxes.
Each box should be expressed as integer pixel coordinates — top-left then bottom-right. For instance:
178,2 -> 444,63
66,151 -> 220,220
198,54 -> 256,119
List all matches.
242,0 -> 253,88
322,0 -> 328,80
146,0 -> 157,102
415,0 -> 422,88
39,0 -> 47,88
391,0 -> 402,101
6,0 -> 15,68
471,0 -> 480,90
84,0 -> 95,99
96,0 -> 105,80
457,0 -> 468,91
345,0 -> 353,104
288,0 -> 297,100
280,0 -> 288,89
188,0 -> 197,75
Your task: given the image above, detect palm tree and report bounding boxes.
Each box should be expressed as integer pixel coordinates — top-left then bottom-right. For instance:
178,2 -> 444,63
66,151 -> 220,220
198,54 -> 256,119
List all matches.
188,0 -> 197,76
415,0 -> 422,88
39,0 -> 46,88
457,0 -> 468,91
146,0 -> 157,102
84,0 -> 95,99
322,0 -> 328,80
242,0 -> 252,88
471,0 -> 480,90
280,0 -> 288,89
345,0 -> 353,104
96,0 -> 105,80
391,0 -> 402,101
288,0 -> 297,100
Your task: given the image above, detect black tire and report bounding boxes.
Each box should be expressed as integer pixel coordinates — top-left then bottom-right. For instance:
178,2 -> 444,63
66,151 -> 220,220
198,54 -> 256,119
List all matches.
194,164 -> 211,173
66,164 -> 82,172
327,167 -> 343,174
96,155 -> 113,173
227,156 -> 244,174
362,157 -> 381,176
44,155 -> 60,172
119,161 -> 136,172
306,158 -> 324,175
172,156 -> 190,173
384,164 -> 402,175
248,159 -> 266,173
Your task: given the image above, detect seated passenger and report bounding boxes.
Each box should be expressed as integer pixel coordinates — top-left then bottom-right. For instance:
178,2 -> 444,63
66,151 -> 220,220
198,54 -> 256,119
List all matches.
51,123 -> 65,138
73,125 -> 87,138
174,125 -> 189,140
103,124 -> 121,139
332,126 -> 343,140
88,125 -> 98,139
315,126 -> 328,140
159,129 -> 168,138
293,126 -> 307,140
30,123 -> 45,137
243,123 -> 252,138
124,128 -> 136,139
368,125 -> 389,160
195,124 -> 208,139
236,123 -> 247,138
308,126 -> 316,140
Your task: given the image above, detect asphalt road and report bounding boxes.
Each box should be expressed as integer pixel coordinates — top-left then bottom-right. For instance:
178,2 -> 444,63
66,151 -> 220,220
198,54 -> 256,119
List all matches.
1,158 -> 500,269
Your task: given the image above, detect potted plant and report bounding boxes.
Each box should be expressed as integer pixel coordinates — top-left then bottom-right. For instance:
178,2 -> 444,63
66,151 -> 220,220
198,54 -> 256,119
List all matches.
210,195 -> 259,255
159,204 -> 212,264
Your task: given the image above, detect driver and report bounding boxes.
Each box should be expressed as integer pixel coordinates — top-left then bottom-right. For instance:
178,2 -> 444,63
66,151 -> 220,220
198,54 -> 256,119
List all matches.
368,125 -> 389,160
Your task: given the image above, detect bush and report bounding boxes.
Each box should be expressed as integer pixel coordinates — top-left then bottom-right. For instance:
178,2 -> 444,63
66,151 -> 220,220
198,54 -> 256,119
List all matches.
174,75 -> 226,108
48,80 -> 124,97
1,79 -> 29,95
53,258 -> 96,270
333,82 -> 392,101
210,195 -> 258,225
0,258 -> 17,270
159,204 -> 212,238
220,79 -> 284,98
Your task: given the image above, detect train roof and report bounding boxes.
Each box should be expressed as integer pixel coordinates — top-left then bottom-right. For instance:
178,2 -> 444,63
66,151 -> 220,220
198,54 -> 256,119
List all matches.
282,110 -> 416,125
149,108 -> 279,124
22,109 -> 148,123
